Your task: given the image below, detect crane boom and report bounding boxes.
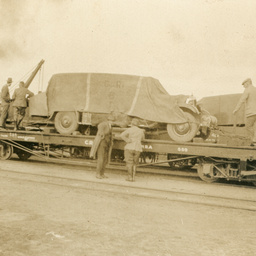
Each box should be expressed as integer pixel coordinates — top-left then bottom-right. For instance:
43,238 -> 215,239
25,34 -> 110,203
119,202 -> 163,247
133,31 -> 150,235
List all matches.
24,59 -> 45,88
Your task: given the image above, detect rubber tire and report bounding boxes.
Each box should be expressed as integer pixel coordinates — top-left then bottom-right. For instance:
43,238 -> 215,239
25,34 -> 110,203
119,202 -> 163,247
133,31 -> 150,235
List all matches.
54,112 -> 79,135
0,142 -> 13,160
167,112 -> 199,142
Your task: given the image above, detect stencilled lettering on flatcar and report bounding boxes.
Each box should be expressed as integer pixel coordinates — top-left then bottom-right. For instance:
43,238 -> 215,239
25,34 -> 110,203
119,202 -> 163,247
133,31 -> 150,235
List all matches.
84,140 -> 93,146
178,147 -> 188,152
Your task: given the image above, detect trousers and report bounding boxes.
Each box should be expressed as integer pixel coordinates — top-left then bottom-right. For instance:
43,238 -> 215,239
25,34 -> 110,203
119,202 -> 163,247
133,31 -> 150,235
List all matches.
0,104 -> 10,128
124,150 -> 141,179
96,140 -> 111,176
246,115 -> 256,143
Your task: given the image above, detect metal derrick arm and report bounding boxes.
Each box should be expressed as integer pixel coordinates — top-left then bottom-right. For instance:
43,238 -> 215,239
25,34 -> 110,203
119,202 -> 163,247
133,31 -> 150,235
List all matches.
24,59 -> 45,88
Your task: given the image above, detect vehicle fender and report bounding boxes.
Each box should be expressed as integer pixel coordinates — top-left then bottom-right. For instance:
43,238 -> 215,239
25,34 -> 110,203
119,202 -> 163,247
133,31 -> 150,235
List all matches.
49,111 -> 79,121
179,104 -> 200,115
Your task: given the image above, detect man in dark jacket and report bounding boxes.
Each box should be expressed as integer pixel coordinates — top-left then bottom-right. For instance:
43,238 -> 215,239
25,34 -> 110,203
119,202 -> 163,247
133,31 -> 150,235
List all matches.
12,81 -> 34,130
90,115 -> 115,179
0,78 -> 13,129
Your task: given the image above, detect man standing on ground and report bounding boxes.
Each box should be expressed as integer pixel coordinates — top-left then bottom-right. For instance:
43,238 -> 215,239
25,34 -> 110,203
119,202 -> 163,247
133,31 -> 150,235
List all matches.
12,81 -> 34,130
233,78 -> 256,146
120,118 -> 145,182
0,78 -> 13,129
90,115 -> 115,179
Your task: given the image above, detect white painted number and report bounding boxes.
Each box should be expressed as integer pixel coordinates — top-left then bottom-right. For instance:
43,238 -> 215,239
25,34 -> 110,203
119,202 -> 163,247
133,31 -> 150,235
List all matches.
178,147 -> 188,152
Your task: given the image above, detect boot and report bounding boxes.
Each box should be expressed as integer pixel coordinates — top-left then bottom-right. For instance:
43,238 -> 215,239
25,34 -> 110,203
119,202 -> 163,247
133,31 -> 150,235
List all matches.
126,166 -> 133,181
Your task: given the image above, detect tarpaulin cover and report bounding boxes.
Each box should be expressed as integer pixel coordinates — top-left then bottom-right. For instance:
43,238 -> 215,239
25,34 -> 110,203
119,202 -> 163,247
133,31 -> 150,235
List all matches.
198,94 -> 245,125
46,73 -> 187,124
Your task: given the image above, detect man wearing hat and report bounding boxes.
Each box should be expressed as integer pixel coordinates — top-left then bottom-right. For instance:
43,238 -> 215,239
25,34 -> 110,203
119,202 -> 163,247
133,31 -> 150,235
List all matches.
0,78 -> 13,129
90,115 -> 115,179
233,78 -> 256,146
120,118 -> 145,181
12,81 -> 34,130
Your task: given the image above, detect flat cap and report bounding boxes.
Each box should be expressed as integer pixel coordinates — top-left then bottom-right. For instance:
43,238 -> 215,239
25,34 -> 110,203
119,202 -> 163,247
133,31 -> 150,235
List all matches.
7,77 -> 12,83
242,78 -> 252,85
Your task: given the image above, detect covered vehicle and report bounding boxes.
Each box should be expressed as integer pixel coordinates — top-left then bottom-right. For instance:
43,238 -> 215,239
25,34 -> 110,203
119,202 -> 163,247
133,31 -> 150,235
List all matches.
29,73 -> 215,142
198,94 -> 244,126
197,94 -> 251,145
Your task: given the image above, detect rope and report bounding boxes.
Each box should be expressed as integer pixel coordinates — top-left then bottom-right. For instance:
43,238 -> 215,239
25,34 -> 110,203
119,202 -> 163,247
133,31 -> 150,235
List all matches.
9,62 -> 42,94
9,64 -> 38,93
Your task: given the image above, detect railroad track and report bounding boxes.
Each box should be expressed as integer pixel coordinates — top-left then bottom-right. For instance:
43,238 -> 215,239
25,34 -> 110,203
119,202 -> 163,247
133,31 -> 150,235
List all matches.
9,155 -> 255,186
0,159 -> 256,212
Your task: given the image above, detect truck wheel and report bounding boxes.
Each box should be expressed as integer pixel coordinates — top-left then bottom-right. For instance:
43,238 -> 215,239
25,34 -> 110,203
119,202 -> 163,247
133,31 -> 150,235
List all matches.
167,112 -> 199,142
0,142 -> 13,160
54,111 -> 79,135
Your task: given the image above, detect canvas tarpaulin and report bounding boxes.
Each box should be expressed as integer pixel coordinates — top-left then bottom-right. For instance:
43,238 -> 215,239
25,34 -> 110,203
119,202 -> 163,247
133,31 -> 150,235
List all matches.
46,73 -> 187,124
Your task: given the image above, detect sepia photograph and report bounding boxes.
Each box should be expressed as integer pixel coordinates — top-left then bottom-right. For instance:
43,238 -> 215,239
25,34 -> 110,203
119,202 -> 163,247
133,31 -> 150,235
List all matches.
0,0 -> 256,255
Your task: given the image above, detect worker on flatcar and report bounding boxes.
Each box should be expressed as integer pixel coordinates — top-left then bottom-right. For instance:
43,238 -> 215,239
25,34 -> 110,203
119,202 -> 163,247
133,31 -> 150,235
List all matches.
12,81 -> 34,130
233,78 -> 256,146
0,77 -> 13,129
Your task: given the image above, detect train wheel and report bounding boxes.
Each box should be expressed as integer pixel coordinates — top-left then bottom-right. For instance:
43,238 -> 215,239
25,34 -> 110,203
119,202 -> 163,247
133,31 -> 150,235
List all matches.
54,111 -> 79,135
0,142 -> 13,160
167,112 -> 199,142
197,163 -> 218,183
249,175 -> 256,186
16,151 -> 32,161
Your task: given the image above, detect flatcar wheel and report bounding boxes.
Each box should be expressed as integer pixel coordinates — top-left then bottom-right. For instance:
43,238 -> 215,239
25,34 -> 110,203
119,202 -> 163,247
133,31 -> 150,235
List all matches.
0,142 -> 13,160
197,164 -> 218,183
250,175 -> 256,186
16,151 -> 32,161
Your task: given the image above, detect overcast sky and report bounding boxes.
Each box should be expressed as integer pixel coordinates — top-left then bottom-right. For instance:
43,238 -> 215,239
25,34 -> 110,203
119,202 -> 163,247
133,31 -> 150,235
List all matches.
1,0 -> 256,100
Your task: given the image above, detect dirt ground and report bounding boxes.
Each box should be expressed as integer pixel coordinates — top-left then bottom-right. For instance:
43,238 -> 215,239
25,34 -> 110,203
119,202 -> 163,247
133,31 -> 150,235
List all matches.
0,165 -> 256,256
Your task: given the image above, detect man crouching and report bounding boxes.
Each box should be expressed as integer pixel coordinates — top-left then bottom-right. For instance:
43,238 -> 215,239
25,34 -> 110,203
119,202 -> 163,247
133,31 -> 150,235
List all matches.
120,118 -> 145,182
